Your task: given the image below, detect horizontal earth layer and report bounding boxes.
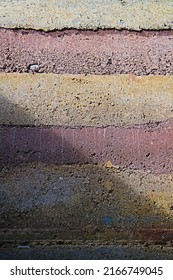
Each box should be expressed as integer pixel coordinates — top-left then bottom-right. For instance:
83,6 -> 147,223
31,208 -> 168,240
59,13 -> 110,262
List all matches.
1,163 -> 173,243
1,74 -> 173,127
1,122 -> 173,174
1,0 -> 173,31
1,29 -> 173,75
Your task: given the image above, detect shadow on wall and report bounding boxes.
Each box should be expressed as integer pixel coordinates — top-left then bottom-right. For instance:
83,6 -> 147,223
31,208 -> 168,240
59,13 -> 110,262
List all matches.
0,95 -> 173,245
0,95 -> 91,169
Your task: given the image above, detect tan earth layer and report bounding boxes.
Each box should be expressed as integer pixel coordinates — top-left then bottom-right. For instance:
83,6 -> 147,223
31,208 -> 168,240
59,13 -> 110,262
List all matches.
1,73 -> 173,127
0,0 -> 173,31
1,163 -> 173,243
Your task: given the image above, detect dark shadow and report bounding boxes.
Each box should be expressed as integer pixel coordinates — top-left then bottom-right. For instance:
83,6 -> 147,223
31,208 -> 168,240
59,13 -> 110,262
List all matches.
0,94 -> 173,260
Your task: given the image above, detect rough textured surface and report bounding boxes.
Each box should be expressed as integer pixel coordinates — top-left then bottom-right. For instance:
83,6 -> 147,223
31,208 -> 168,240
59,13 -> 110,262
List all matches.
1,163 -> 173,244
1,29 -> 173,75
1,73 -> 173,127
1,1 -> 173,260
1,123 -> 173,174
1,0 -> 173,31
1,245 -> 173,260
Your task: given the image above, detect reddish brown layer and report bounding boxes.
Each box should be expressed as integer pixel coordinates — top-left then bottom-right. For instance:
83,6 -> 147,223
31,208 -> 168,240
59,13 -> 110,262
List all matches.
1,121 -> 173,174
1,29 -> 173,75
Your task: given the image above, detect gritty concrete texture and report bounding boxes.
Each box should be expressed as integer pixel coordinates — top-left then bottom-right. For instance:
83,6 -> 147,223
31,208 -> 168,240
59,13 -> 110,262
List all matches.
1,245 -> 173,260
1,73 -> 173,127
0,1 -> 173,31
1,122 -> 173,174
1,163 -> 173,244
1,29 -> 173,75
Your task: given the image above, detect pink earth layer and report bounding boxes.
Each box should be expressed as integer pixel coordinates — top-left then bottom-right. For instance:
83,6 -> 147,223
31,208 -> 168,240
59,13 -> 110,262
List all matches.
1,121 -> 173,174
1,28 -> 173,75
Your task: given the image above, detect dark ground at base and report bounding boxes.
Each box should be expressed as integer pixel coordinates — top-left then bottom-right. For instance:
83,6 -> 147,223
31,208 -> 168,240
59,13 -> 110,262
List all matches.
1,245 -> 173,260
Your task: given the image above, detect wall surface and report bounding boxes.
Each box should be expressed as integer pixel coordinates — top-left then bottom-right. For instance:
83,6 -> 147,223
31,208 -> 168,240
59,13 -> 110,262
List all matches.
1,0 -> 173,259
